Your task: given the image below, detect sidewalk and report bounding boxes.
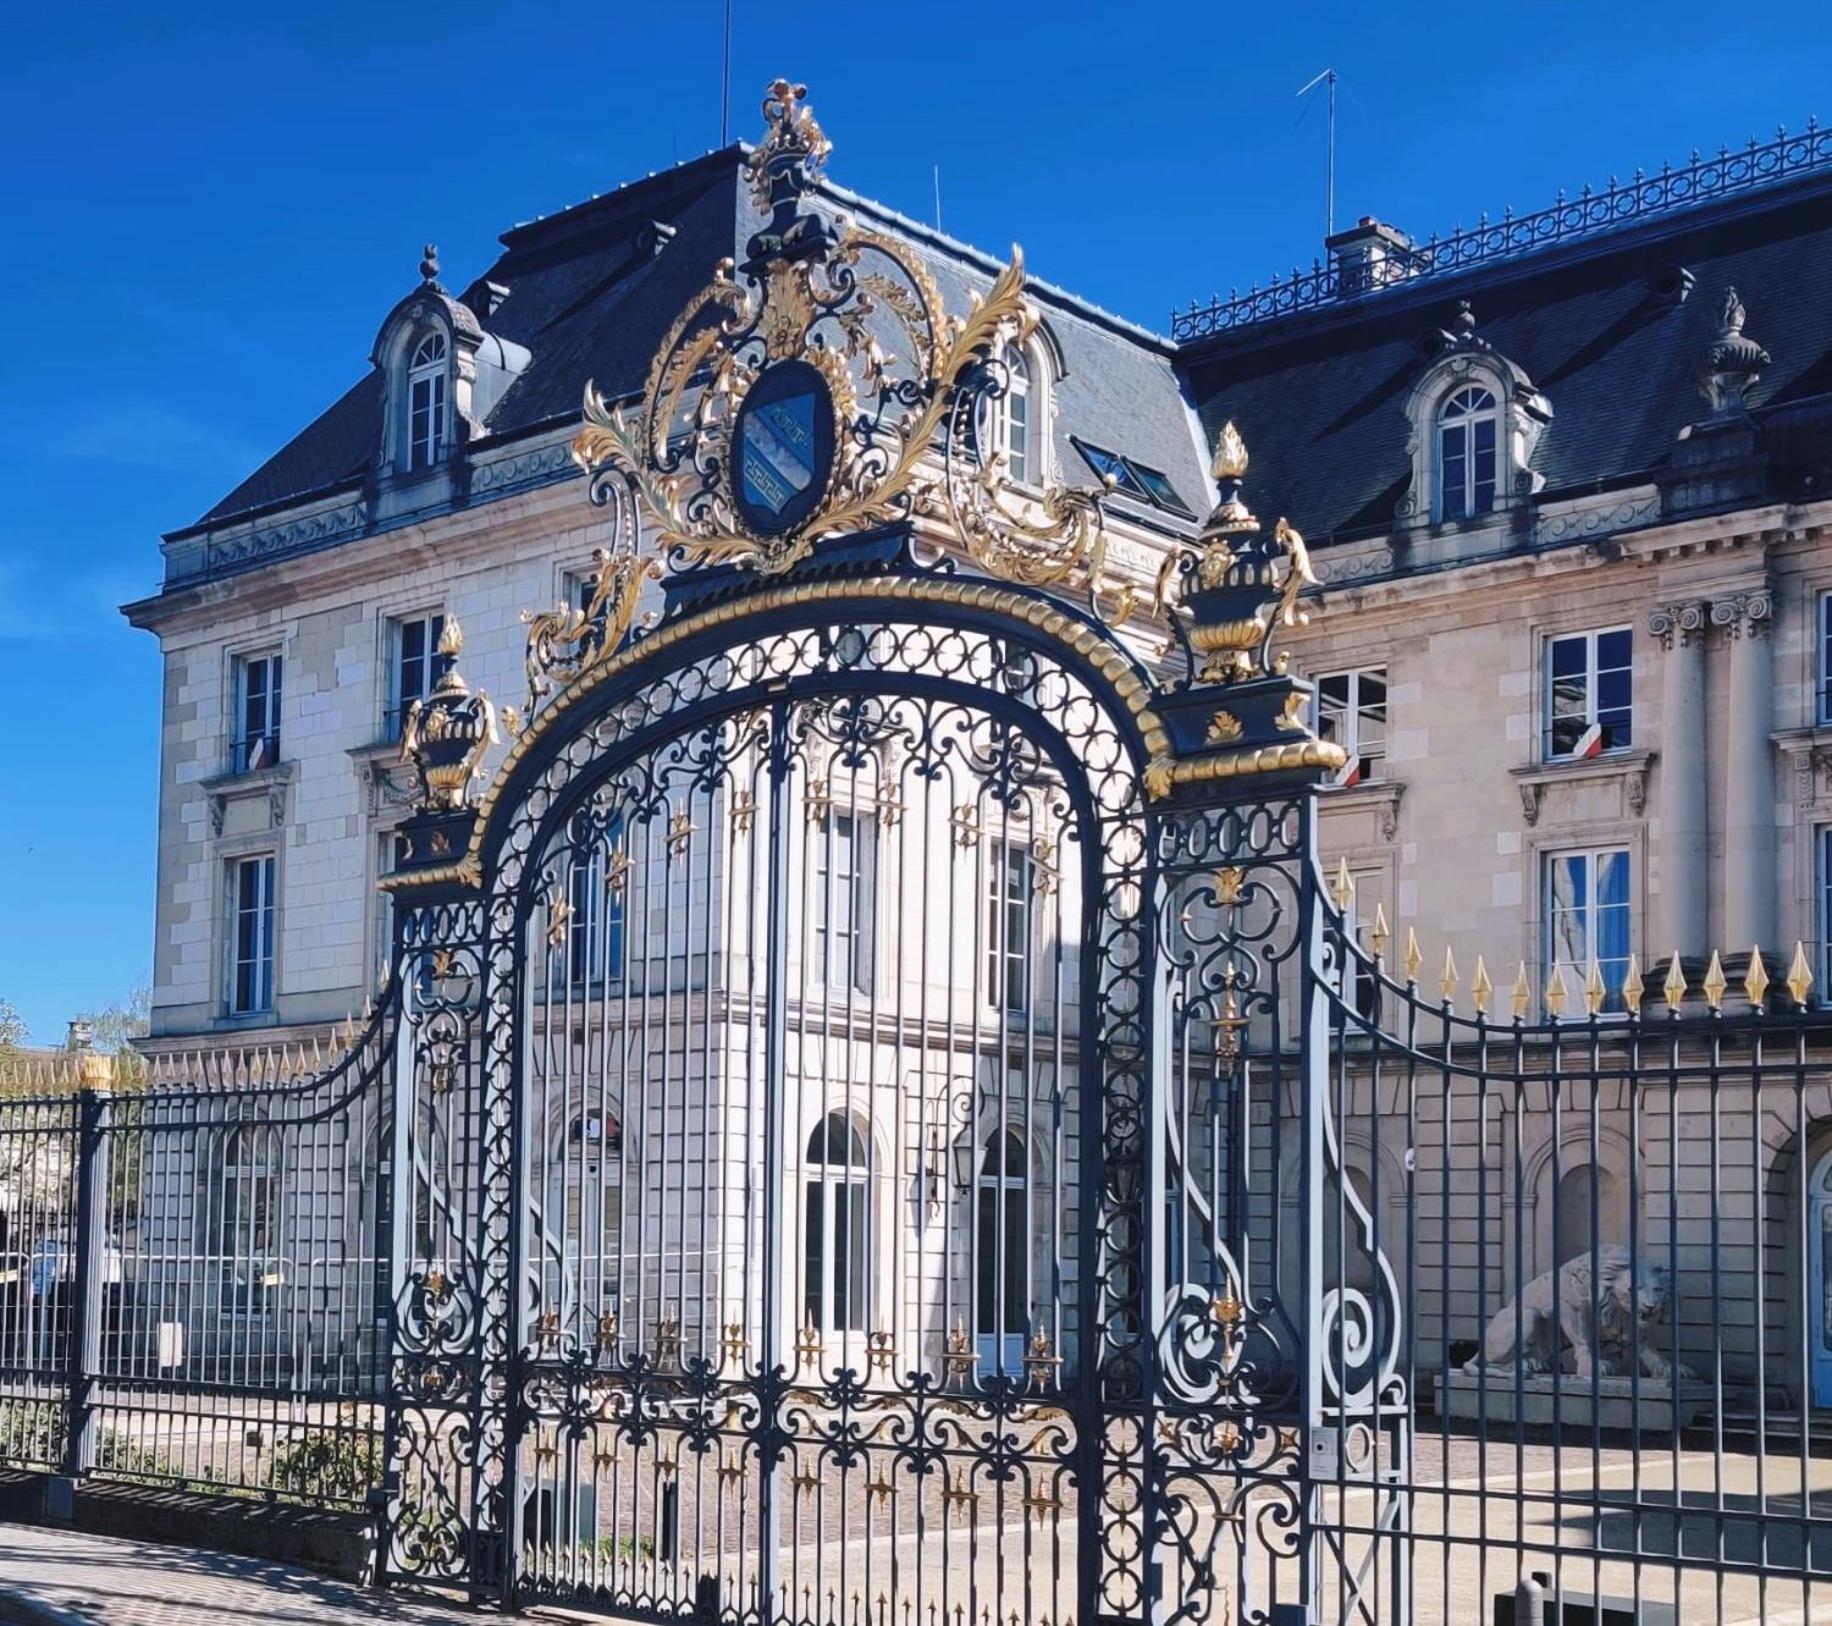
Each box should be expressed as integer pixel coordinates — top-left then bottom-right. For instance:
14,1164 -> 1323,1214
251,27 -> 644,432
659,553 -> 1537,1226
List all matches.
0,1523 -> 487,1625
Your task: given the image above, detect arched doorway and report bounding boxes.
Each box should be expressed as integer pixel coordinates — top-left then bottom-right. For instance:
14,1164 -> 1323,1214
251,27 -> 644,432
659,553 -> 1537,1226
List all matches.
975,1126 -> 1029,1374
1809,1147 -> 1832,1405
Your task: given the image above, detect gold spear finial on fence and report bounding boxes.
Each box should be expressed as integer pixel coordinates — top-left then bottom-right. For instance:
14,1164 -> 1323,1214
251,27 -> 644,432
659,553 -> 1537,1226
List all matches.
1788,939 -> 1815,1008
1370,902 -> 1390,960
1439,947 -> 1458,1005
1744,945 -> 1770,1008
1621,952 -> 1644,1011
1663,952 -> 1688,1011
1702,949 -> 1727,1011
1545,962 -> 1570,1019
1402,928 -> 1422,984
1330,857 -> 1354,912
1472,955 -> 1493,1015
1512,961 -> 1531,1021
1584,961 -> 1607,1018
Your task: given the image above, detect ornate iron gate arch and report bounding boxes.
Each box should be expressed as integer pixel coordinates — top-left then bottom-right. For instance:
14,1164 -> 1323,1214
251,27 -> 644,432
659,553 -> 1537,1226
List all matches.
373,77 -> 1390,1626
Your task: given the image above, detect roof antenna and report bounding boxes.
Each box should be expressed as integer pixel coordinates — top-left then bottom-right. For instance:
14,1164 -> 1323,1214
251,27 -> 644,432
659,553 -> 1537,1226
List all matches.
719,0 -> 734,147
933,164 -> 943,232
1296,67 -> 1339,237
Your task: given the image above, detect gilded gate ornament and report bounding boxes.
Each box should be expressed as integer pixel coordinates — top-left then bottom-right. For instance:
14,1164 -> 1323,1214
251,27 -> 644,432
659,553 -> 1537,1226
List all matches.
399,618 -> 500,812
563,79 -> 1125,642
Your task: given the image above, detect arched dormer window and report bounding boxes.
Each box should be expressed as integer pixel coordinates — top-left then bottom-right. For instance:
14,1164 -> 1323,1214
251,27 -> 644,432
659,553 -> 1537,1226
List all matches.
1436,384 -> 1498,520
407,332 -> 449,471
1397,323 -> 1550,531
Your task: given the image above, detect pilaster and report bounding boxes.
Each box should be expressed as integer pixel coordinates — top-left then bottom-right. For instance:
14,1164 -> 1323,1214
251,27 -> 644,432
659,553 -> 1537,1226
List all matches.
1648,600 -> 1708,957
1714,586 -> 1776,949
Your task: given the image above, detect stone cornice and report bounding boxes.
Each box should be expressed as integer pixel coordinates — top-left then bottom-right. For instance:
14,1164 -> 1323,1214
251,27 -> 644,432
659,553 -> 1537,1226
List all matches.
1510,749 -> 1655,827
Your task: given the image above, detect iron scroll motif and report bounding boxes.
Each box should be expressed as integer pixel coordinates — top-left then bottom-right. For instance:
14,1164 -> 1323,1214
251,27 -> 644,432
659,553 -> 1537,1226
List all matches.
565,80 -> 1126,615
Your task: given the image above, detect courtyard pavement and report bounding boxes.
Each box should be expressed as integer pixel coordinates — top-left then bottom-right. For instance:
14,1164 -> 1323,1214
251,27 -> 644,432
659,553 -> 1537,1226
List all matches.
0,1524 -> 483,1625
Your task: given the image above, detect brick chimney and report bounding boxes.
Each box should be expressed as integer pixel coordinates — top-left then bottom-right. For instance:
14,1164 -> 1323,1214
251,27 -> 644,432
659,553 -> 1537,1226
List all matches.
1325,217 -> 1422,296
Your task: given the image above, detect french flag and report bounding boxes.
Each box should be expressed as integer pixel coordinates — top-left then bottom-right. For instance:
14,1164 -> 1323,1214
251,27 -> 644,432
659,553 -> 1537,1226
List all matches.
246,735 -> 270,771
1571,722 -> 1605,760
1332,755 -> 1362,789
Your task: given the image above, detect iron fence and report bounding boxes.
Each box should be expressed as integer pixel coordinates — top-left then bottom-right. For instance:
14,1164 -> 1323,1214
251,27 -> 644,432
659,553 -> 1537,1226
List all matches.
0,1017 -> 393,1511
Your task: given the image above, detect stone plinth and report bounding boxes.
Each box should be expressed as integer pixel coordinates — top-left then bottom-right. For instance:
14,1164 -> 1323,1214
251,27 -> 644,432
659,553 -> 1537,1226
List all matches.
1437,1370 -> 1712,1432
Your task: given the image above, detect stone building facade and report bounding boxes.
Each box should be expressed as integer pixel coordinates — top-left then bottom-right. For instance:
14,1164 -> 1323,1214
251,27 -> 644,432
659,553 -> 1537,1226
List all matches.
126,121 -> 1832,1404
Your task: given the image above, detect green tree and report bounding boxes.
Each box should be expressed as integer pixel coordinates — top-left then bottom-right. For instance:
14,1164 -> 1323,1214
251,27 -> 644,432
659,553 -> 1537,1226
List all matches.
0,998 -> 25,1056
74,987 -> 151,1086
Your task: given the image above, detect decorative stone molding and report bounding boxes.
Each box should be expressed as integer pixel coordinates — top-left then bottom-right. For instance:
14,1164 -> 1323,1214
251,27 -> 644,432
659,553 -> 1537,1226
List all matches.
1319,778 -> 1405,842
200,761 -> 296,839
1538,493 -> 1660,546
1646,599 -> 1707,650
1709,588 -> 1773,640
1774,729 -> 1832,810
470,440 -> 576,497
348,741 -> 419,817
1511,750 -> 1655,828
196,500 -> 367,582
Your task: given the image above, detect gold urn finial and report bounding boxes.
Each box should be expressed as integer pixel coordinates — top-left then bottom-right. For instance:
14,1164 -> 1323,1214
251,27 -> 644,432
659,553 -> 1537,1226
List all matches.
1210,421 -> 1249,482
400,615 -> 500,814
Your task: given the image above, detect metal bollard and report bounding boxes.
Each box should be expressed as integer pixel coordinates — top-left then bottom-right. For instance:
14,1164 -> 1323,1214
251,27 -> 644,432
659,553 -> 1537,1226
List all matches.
1513,1571 -> 1548,1626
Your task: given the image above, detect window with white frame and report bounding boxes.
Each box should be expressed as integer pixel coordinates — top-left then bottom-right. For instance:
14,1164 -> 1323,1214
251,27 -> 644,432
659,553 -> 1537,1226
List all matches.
407,332 -> 448,471
387,610 -> 451,740
811,811 -> 875,994
1543,848 -> 1632,1013
1437,385 -> 1499,521
229,854 -> 276,1015
803,1112 -> 870,1334
986,843 -> 1034,1014
1819,594 -> 1832,725
217,1124 -> 278,1317
231,652 -> 283,774
1315,668 -> 1387,785
1819,827 -> 1832,999
980,344 -> 1034,485
1544,627 -> 1632,760
976,1127 -> 1029,1374
559,825 -> 627,991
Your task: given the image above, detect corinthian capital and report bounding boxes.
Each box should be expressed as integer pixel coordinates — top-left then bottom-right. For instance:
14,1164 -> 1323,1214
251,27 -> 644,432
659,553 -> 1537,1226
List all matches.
1647,600 -> 1706,650
1709,588 -> 1773,640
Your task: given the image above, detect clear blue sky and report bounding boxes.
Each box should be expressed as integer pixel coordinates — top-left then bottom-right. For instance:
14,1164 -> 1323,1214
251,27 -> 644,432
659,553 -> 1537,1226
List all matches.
2,1 -> 1828,1043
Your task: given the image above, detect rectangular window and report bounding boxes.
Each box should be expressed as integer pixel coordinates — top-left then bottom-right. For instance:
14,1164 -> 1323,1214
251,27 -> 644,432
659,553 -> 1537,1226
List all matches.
1544,628 -> 1632,760
1543,848 -> 1632,1014
232,653 -> 282,774
409,371 -> 446,471
1820,594 -> 1832,725
1315,668 -> 1387,784
1821,828 -> 1832,999
986,844 -> 1034,1014
387,611 -> 450,740
229,854 -> 276,1015
812,812 -> 875,994
561,830 -> 627,990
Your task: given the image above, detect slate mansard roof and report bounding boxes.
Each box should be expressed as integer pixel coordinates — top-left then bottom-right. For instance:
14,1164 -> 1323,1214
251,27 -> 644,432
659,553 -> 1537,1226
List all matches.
1178,165 -> 1832,549
175,148 -> 1213,568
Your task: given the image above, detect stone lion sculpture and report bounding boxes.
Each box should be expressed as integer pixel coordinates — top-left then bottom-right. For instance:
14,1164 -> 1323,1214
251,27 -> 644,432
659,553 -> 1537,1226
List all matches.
1462,1244 -> 1696,1382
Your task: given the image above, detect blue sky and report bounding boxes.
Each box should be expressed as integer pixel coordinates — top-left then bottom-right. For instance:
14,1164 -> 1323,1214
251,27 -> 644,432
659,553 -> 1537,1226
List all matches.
1,1 -> 1829,1042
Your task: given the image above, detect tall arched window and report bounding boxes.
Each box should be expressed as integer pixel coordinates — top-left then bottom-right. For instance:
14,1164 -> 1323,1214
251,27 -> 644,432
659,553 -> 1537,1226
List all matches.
976,1128 -> 1028,1373
218,1124 -> 277,1317
1436,384 -> 1498,520
407,332 -> 449,471
545,1111 -> 624,1331
804,1112 -> 869,1334
981,345 -> 1034,485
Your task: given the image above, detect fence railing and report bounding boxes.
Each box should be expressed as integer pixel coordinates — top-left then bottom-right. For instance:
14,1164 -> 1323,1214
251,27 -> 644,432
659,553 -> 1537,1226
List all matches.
0,1018 -> 393,1512
1171,118 -> 1832,340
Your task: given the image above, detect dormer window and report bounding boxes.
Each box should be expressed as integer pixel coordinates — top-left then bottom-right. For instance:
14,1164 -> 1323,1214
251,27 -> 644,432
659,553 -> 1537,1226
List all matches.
1396,309 -> 1550,532
1437,384 -> 1498,520
407,333 -> 449,471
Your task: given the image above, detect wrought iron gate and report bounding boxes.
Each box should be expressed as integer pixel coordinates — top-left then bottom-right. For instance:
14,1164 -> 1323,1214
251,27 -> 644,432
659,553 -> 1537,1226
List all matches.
363,75 -> 1832,1626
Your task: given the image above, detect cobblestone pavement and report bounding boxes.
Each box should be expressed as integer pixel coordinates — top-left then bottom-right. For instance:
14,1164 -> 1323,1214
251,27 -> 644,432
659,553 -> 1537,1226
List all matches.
0,1524 -> 485,1625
